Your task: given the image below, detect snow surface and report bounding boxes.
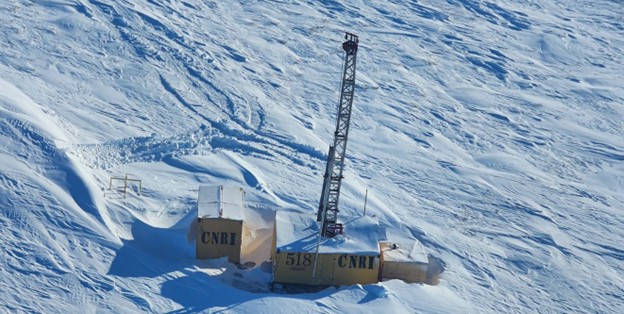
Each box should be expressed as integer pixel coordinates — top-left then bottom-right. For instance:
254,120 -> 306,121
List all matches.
275,211 -> 385,255
1,0 -> 623,313
381,240 -> 429,264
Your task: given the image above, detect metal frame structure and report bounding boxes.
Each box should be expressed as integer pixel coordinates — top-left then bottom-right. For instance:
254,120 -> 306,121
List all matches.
317,32 -> 359,237
108,174 -> 142,198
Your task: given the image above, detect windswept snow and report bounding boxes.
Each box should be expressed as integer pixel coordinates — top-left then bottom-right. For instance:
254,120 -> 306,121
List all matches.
1,0 -> 623,313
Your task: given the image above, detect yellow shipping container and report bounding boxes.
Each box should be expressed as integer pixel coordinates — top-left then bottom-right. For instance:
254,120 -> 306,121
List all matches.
196,217 -> 245,263
195,186 -> 248,264
380,240 -> 442,285
272,211 -> 385,286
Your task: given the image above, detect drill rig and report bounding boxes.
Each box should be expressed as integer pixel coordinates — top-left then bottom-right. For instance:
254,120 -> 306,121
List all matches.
316,32 -> 359,237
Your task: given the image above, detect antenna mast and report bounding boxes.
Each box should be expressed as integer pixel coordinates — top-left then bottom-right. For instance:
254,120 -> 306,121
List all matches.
317,32 -> 359,237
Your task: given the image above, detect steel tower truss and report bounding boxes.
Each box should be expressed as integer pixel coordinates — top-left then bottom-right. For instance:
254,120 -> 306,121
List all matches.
317,33 -> 359,237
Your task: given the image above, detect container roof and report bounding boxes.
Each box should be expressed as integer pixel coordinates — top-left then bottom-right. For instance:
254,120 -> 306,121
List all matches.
380,240 -> 428,264
274,211 -> 386,255
197,185 -> 244,220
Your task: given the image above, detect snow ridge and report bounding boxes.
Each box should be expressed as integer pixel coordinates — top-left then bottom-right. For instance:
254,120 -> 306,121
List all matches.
1,0 -> 623,313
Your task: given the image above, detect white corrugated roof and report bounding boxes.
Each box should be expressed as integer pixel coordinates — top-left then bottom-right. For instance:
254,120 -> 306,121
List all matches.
197,185 -> 244,220
274,211 -> 386,255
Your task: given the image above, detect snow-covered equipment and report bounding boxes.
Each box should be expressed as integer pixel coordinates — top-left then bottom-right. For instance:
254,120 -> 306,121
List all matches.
272,33 -> 388,286
272,211 -> 385,286
195,185 -> 249,263
271,32 -> 442,287
380,240 -> 443,285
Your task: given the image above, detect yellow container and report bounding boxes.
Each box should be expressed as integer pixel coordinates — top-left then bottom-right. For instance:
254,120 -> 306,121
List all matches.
273,251 -> 379,285
195,186 -> 248,263
196,217 -> 245,263
272,212 -> 385,286
380,240 -> 441,285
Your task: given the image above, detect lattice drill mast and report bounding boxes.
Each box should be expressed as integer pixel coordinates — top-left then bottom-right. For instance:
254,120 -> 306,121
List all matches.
317,32 -> 359,237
